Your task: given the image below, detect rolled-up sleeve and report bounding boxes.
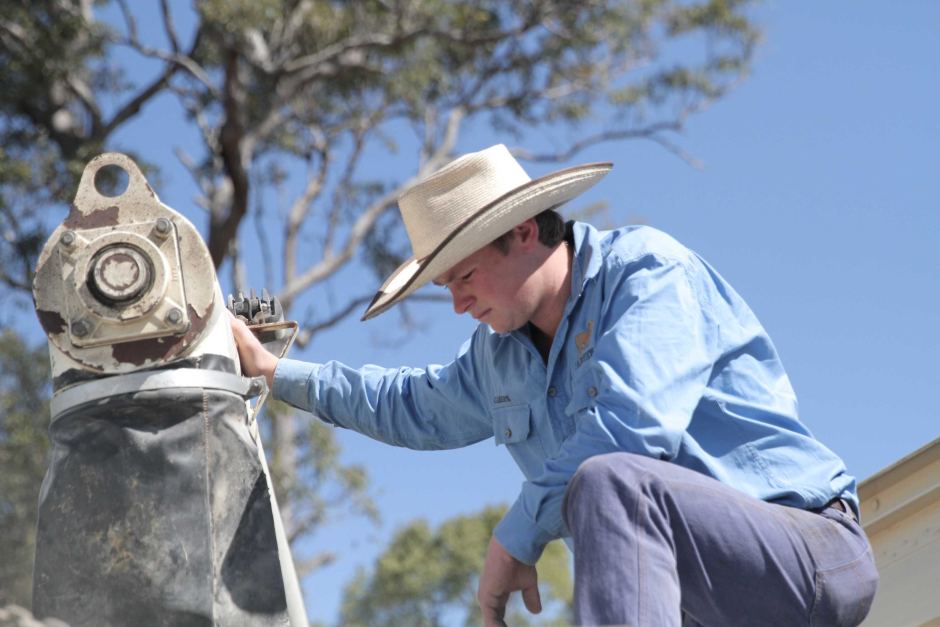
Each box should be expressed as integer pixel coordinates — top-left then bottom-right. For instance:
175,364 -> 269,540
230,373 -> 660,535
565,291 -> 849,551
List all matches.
495,255 -> 716,564
272,337 -> 494,451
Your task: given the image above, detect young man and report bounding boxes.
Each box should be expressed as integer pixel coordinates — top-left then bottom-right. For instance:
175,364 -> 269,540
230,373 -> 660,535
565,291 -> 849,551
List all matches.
231,144 -> 878,626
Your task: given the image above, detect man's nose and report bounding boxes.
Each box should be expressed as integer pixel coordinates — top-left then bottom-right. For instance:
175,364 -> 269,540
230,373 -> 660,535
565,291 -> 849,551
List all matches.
450,286 -> 472,315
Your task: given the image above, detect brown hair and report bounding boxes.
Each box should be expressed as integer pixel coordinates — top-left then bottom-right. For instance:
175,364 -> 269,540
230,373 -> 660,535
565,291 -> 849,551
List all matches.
491,208 -> 566,254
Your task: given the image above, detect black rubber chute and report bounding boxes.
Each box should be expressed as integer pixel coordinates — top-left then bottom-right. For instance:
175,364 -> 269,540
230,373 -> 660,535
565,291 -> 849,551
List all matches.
32,386 -> 290,626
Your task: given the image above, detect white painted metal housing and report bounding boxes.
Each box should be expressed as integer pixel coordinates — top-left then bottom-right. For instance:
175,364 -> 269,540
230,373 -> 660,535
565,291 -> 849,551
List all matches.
860,436 -> 940,626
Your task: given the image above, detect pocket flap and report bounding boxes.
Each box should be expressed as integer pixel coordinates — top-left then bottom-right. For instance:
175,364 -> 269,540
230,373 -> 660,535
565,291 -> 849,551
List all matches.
566,367 -> 600,414
492,405 -> 531,446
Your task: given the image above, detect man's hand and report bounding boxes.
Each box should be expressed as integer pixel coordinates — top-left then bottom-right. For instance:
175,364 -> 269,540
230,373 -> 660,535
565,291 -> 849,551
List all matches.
477,536 -> 541,627
229,313 -> 279,388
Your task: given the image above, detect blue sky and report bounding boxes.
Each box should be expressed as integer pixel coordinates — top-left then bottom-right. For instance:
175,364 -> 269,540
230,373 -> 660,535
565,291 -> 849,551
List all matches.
296,5 -> 939,623
24,2 -> 940,624
308,4 -> 940,621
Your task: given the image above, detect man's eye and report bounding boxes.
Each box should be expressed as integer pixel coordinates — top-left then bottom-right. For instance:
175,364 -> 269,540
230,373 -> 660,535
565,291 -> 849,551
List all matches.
461,270 -> 474,281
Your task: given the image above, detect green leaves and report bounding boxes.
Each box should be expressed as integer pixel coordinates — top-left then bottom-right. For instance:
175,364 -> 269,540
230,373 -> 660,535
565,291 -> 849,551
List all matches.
340,504 -> 573,627
0,332 -> 51,607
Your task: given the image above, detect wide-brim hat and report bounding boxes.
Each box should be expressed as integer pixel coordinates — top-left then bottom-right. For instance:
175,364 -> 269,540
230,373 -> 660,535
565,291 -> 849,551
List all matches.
361,144 -> 612,320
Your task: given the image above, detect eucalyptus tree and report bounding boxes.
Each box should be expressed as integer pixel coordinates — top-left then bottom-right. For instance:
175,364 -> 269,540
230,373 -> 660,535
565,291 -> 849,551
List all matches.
0,0 -> 759,610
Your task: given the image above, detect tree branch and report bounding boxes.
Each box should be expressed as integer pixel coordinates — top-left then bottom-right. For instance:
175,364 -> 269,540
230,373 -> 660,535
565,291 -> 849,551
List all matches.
295,294 -> 373,346
279,109 -> 463,310
294,551 -> 337,578
208,45 -> 249,268
102,11 -> 207,139
159,0 -> 180,53
284,142 -> 329,285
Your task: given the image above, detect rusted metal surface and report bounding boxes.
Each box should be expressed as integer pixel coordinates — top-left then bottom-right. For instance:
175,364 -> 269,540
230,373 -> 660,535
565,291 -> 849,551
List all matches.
109,303 -> 212,366
63,203 -> 120,230
36,309 -> 67,335
32,153 -> 219,376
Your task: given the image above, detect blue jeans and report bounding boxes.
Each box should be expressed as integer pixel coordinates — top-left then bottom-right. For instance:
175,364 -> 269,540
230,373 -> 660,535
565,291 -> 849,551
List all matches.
562,453 -> 878,626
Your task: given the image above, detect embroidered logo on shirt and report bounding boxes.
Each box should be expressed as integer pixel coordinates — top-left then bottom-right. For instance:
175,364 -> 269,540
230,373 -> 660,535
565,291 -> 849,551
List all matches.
577,348 -> 594,367
493,394 -> 512,404
575,321 -> 593,357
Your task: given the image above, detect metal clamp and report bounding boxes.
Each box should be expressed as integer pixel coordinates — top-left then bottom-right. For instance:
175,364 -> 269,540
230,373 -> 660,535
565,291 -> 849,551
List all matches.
50,368 -> 267,419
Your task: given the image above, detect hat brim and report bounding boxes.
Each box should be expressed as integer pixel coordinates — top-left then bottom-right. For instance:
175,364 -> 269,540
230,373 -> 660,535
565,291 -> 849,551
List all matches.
361,161 -> 612,321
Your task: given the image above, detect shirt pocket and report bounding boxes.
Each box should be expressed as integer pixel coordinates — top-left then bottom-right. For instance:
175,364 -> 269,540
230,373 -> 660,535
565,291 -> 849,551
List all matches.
566,365 -> 600,416
493,405 -> 532,445
492,404 -> 544,478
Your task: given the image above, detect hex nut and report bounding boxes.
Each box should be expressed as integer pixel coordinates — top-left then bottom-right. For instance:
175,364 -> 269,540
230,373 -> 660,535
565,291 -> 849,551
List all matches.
166,308 -> 183,325
153,218 -> 172,237
71,319 -> 90,337
60,231 -> 76,247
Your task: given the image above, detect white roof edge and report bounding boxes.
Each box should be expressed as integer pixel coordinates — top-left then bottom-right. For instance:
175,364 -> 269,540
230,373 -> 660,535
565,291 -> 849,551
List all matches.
858,436 -> 940,534
859,435 -> 940,499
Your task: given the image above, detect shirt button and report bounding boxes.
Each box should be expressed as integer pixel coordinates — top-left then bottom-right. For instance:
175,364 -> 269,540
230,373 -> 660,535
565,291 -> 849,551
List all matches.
547,386 -> 557,398
505,428 -> 512,439
587,386 -> 598,397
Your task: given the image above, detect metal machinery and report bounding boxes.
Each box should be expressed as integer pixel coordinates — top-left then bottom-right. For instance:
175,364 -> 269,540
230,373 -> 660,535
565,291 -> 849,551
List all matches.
30,153 -> 307,625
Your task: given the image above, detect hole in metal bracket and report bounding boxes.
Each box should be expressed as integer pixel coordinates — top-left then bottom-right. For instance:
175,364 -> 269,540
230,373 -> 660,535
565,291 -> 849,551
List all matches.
94,164 -> 130,198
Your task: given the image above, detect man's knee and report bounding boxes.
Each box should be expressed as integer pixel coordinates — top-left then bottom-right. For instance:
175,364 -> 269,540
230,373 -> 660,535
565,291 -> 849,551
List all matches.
564,452 -> 659,527
571,452 -> 661,491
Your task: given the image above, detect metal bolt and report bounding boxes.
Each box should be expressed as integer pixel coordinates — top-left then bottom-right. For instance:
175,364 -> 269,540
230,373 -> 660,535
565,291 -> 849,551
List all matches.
153,218 -> 172,237
166,308 -> 183,325
60,230 -> 76,247
247,378 -> 266,397
71,318 -> 90,337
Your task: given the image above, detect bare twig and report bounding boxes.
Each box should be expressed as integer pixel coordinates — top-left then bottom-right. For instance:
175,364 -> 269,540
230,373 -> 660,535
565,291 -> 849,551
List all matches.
102,21 -> 207,139
114,0 -> 138,43
294,552 -> 337,578
173,147 -> 212,212
114,23 -> 218,96
284,145 -> 330,285
295,294 -> 374,346
158,0 -> 180,53
323,120 -> 378,255
251,174 -> 274,289
510,121 -> 681,162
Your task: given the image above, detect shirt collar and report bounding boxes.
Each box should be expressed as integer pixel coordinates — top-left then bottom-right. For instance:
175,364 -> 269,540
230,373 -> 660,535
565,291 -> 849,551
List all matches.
569,220 -> 603,299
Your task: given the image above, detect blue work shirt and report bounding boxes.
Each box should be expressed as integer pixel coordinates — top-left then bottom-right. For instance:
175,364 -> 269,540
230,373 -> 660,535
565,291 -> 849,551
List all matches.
273,222 -> 857,565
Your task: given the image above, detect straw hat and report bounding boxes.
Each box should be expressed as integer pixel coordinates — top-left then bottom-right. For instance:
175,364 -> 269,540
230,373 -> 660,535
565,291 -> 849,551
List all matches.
361,144 -> 612,320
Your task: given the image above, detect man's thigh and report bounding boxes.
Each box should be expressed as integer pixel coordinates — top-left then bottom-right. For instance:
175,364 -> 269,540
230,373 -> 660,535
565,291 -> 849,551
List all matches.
565,453 -> 877,626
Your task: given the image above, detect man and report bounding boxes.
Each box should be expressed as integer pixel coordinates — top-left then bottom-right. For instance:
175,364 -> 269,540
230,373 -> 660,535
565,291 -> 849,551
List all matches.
232,144 -> 878,625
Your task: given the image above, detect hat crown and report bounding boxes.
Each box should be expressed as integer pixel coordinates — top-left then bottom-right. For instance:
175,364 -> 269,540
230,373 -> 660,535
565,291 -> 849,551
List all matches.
399,144 -> 530,259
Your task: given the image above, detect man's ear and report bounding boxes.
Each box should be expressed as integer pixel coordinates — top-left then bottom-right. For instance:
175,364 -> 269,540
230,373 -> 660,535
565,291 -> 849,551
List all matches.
514,218 -> 539,247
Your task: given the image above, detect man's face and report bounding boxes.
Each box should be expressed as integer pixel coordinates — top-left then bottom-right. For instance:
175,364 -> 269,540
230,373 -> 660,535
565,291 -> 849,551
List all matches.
433,224 -> 546,333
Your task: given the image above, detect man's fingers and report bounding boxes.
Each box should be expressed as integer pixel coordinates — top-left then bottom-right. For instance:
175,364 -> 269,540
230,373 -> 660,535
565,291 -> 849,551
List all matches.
478,587 -> 510,626
522,583 -> 542,615
480,604 -> 508,627
479,595 -> 508,627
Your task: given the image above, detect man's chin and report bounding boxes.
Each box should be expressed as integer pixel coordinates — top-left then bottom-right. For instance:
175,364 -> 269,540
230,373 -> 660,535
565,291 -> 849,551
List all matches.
488,320 -> 524,335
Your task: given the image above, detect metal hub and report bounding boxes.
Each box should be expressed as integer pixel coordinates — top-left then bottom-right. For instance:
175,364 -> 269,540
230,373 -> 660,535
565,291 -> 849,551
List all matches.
88,244 -> 152,305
